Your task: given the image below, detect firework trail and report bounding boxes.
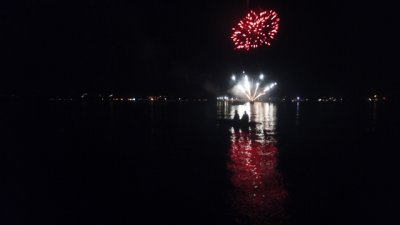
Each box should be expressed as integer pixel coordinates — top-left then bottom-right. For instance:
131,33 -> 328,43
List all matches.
231,73 -> 277,102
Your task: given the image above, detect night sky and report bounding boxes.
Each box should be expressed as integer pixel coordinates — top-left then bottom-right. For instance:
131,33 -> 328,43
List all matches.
1,0 -> 398,98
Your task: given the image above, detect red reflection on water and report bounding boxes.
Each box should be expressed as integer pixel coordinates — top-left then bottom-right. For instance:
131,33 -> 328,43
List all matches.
228,130 -> 287,224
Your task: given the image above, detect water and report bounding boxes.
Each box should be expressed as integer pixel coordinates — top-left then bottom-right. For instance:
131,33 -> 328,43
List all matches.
1,100 -> 399,225
225,103 -> 286,225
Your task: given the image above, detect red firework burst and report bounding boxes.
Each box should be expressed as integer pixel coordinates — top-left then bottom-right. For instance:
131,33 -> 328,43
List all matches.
231,10 -> 280,50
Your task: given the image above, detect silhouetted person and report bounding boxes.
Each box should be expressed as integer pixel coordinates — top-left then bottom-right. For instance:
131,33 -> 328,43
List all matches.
232,110 -> 240,128
241,111 -> 249,124
240,111 -> 250,132
233,110 -> 240,122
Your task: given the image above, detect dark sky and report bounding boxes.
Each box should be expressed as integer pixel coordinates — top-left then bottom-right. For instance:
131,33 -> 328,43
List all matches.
0,0 -> 398,97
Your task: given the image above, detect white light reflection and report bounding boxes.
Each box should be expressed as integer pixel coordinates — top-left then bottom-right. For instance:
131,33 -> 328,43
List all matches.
229,102 -> 277,136
296,102 -> 300,125
216,101 -> 231,120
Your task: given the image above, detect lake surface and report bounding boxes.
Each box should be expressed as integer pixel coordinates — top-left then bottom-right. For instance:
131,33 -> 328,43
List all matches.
1,100 -> 399,225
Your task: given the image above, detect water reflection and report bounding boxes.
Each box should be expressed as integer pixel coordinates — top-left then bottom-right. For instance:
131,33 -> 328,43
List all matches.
221,102 -> 287,224
296,102 -> 300,125
225,102 -> 277,135
217,101 -> 231,120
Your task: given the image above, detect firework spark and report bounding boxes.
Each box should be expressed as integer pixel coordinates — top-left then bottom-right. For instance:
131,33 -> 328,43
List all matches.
231,10 -> 280,50
232,73 -> 277,102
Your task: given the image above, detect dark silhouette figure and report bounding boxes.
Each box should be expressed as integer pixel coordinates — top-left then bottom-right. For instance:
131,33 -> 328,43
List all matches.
232,110 -> 240,130
233,110 -> 240,122
241,111 -> 249,125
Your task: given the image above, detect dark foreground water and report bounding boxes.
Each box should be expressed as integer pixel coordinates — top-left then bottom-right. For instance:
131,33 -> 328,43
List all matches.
1,100 -> 400,225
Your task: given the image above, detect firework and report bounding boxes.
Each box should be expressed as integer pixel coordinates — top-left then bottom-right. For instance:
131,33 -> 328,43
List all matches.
232,72 -> 277,102
231,10 -> 280,50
